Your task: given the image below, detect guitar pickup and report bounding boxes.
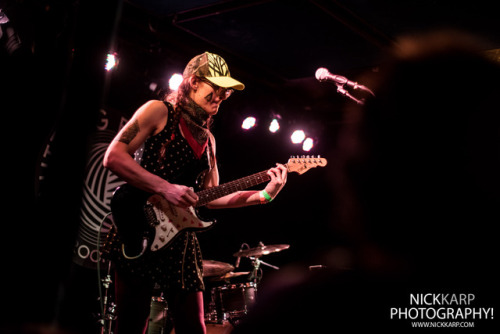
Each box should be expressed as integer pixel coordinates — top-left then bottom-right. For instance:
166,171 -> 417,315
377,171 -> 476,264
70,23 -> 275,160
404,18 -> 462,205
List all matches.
144,203 -> 160,226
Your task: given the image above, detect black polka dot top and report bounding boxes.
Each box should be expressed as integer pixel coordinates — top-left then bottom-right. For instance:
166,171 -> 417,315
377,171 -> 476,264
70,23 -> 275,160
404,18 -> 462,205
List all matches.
109,101 -> 210,295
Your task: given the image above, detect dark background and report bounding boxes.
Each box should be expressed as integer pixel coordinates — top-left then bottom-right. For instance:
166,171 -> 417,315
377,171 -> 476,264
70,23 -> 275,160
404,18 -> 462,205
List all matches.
1,0 -> 499,332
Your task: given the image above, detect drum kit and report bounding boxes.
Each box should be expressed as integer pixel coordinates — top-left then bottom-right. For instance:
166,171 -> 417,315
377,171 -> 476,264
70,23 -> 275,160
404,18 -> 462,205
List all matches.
98,241 -> 289,334
203,242 -> 290,325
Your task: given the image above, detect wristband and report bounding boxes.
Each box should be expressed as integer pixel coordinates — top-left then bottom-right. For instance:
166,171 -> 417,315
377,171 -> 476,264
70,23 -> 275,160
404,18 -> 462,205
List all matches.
259,191 -> 267,204
261,190 -> 273,203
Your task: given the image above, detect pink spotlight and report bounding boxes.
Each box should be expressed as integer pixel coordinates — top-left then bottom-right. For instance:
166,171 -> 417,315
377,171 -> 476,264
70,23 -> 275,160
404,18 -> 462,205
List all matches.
242,117 -> 257,130
302,138 -> 314,151
105,52 -> 118,71
291,130 -> 306,144
269,119 -> 280,133
168,73 -> 184,91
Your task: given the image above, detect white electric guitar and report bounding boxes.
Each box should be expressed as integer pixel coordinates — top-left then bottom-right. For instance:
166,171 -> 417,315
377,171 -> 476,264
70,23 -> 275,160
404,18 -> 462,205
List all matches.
110,156 -> 327,256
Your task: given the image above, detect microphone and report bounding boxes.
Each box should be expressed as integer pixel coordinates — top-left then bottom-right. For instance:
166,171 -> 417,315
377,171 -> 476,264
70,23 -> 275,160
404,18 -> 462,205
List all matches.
315,67 -> 374,96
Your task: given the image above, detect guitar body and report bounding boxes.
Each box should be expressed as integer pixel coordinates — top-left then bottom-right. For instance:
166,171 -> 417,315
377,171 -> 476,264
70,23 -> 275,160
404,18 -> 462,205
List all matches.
146,194 -> 213,251
110,156 -> 327,256
110,184 -> 214,254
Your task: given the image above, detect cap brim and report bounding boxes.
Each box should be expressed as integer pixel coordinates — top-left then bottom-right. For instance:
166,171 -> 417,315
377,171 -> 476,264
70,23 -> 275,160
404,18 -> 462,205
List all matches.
206,76 -> 245,90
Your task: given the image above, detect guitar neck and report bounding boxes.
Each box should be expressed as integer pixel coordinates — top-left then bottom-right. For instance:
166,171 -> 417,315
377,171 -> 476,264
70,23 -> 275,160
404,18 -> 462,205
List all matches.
195,168 -> 279,207
193,156 -> 328,207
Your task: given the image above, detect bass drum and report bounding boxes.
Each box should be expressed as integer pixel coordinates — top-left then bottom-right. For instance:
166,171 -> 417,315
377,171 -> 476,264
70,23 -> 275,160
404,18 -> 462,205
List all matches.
208,282 -> 257,323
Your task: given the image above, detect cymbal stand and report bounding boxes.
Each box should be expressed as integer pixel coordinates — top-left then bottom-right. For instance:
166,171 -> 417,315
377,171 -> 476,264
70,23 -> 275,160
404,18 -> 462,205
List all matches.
248,256 -> 280,284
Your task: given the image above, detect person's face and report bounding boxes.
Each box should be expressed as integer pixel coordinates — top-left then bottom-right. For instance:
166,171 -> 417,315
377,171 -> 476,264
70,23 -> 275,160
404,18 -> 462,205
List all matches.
190,77 -> 233,117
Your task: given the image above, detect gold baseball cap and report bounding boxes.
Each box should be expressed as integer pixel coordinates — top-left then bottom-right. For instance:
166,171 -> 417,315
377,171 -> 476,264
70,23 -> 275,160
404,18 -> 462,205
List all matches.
183,51 -> 245,90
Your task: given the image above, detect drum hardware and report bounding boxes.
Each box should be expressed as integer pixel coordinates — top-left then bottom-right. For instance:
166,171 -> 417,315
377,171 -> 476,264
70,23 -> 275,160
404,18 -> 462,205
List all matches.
233,242 -> 290,284
206,282 -> 257,325
309,264 -> 327,271
147,295 -> 171,334
248,256 -> 280,284
95,240 -> 291,330
96,214 -> 117,334
205,242 -> 291,325
97,260 -> 117,334
206,288 -> 220,323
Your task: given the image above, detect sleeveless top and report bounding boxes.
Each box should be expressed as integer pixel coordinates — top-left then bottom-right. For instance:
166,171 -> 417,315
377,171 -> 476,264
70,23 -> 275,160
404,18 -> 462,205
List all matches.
106,101 -> 210,294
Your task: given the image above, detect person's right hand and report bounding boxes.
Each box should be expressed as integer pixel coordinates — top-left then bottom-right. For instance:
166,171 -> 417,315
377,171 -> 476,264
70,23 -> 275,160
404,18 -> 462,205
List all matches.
159,183 -> 199,208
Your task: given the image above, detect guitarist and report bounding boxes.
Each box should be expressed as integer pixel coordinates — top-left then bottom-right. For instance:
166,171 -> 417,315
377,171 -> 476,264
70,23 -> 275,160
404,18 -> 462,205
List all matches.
103,52 -> 288,334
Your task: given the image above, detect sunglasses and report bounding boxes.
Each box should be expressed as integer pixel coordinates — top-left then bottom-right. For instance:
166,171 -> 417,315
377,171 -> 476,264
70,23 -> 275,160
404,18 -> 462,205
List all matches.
199,77 -> 234,100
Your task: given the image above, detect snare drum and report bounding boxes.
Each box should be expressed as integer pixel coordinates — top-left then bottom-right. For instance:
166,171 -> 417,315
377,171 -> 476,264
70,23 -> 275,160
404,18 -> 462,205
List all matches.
208,282 -> 257,323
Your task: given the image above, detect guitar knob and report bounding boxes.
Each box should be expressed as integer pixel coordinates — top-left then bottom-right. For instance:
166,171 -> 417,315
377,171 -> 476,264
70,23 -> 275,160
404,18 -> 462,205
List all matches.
159,235 -> 166,242
161,224 -> 168,231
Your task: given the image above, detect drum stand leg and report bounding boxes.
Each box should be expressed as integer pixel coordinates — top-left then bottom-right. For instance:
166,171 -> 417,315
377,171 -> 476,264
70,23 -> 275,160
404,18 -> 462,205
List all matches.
206,288 -> 219,323
98,260 -> 117,334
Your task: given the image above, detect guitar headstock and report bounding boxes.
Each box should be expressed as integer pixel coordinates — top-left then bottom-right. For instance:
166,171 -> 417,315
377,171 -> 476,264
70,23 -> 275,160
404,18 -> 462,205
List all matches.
286,155 -> 328,175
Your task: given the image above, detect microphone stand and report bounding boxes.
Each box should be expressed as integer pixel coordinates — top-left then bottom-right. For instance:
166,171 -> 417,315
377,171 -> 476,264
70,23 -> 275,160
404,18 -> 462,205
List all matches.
336,83 -> 366,105
316,67 -> 374,105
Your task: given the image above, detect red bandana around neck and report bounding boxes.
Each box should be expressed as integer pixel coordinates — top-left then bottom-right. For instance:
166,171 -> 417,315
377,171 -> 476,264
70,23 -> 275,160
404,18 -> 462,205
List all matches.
179,117 -> 208,159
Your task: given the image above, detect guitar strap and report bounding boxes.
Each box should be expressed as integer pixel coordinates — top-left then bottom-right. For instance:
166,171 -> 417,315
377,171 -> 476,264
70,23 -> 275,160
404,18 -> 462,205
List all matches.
206,130 -> 216,172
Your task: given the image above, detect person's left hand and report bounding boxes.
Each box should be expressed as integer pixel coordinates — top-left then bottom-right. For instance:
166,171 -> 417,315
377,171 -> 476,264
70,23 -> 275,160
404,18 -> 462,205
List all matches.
263,163 -> 288,200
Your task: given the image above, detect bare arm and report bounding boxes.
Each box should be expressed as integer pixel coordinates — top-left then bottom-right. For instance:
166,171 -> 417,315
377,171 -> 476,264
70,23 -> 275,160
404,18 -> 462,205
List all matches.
205,164 -> 288,209
103,100 -> 198,208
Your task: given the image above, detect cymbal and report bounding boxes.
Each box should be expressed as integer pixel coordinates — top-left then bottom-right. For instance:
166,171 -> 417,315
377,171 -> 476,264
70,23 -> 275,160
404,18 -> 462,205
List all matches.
222,271 -> 250,279
209,271 -> 250,282
233,244 -> 290,258
202,260 -> 234,277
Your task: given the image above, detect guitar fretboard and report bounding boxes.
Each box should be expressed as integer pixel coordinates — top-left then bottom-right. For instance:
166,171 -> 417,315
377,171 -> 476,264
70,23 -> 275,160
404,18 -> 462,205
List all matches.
195,168 -> 278,207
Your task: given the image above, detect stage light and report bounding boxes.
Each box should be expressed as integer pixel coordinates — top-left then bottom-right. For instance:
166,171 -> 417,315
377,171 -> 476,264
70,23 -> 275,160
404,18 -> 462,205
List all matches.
291,130 -> 306,144
105,52 -> 118,71
269,118 -> 280,133
302,137 -> 314,151
168,73 -> 183,91
242,117 -> 256,130
149,82 -> 158,92
0,9 -> 10,25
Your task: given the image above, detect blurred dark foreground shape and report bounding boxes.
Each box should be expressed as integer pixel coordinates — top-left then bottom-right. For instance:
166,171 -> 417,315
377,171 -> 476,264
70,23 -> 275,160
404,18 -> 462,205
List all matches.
232,29 -> 500,333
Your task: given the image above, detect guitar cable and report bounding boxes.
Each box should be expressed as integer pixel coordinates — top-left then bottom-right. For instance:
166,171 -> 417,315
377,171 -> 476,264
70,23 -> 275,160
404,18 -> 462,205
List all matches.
121,238 -> 148,260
